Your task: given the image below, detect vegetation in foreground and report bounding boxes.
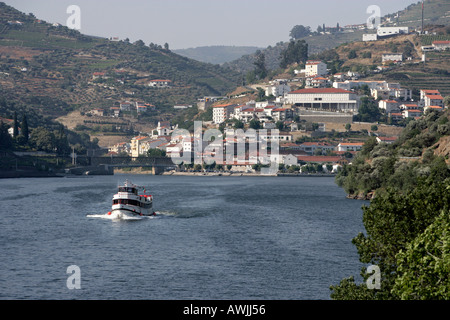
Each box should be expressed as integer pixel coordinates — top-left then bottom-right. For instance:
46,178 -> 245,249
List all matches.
331,109 -> 450,299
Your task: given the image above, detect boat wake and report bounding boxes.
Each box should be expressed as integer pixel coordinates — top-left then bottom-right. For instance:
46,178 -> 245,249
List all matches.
87,211 -> 174,221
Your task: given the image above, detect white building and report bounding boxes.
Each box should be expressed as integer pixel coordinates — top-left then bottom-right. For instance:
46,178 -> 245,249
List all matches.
305,60 -> 327,77
212,104 -> 235,124
432,41 -> 450,51
382,53 -> 403,63
378,100 -> 400,114
285,88 -> 360,113
377,27 -> 409,37
148,79 -> 171,88
265,81 -> 291,97
337,143 -> 364,152
363,34 -> 378,42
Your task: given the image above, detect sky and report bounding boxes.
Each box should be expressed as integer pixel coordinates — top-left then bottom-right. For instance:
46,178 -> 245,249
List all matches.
4,0 -> 419,50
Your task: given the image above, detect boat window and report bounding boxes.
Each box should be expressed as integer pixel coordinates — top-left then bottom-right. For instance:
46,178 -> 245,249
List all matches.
119,187 -> 137,194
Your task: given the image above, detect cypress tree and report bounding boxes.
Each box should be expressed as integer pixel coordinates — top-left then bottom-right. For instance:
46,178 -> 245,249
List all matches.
21,114 -> 29,143
13,111 -> 19,137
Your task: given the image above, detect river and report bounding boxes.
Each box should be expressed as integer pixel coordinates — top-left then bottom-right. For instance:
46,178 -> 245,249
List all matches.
0,174 -> 367,300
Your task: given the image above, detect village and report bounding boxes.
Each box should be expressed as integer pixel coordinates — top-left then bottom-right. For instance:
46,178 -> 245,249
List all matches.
58,24 -> 447,175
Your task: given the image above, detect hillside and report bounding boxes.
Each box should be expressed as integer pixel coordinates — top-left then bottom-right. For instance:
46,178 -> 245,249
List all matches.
173,46 -> 262,65
224,0 -> 449,74
384,0 -> 450,28
0,2 -> 241,125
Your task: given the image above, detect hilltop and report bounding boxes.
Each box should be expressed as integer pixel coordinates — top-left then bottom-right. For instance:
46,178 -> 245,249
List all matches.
0,2 -> 241,126
174,46 -> 263,65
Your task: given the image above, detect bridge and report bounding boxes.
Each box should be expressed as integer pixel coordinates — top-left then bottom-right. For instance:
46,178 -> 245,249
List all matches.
70,156 -> 178,175
90,156 -> 177,175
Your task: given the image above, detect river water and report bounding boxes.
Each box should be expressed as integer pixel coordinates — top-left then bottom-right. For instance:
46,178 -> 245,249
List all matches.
0,174 -> 367,300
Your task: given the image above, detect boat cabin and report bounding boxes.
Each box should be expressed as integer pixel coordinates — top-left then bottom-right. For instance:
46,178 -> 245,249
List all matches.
119,186 -> 138,195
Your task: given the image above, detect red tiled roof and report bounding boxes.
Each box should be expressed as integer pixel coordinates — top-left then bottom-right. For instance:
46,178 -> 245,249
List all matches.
339,142 -> 364,146
426,95 -> 443,100
433,41 -> 450,45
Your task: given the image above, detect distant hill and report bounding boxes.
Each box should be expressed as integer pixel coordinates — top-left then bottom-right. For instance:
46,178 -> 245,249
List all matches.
173,46 -> 262,65
0,2 -> 241,124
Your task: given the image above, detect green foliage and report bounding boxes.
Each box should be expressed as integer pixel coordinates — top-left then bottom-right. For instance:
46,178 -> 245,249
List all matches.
347,50 -> 357,59
147,148 -> 166,157
279,40 -> 308,69
353,97 -> 383,123
332,110 -> 450,300
392,209 -> 450,300
289,25 -> 311,40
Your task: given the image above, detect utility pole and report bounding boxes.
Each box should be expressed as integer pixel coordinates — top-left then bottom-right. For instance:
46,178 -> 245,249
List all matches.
421,0 -> 424,34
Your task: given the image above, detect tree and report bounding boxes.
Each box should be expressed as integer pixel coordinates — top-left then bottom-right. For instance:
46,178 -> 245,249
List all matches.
392,209 -> 450,299
249,119 -> 261,130
13,111 -> 19,138
345,123 -> 352,131
331,177 -> 450,300
280,40 -> 308,68
253,51 -> 267,80
147,148 -> 166,157
164,42 -> 170,51
289,25 -> 311,39
29,127 -> 55,153
21,114 -> 29,144
348,50 -> 357,59
0,121 -> 13,150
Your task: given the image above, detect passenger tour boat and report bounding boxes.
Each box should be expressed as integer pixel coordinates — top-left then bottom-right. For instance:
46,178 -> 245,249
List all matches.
109,180 -> 155,217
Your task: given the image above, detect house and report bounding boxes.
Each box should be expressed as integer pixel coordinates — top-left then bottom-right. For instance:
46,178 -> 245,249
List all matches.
432,41 -> 450,51
424,105 -> 444,113
423,94 -> 444,108
337,142 -> 364,152
403,109 -> 423,119
382,53 -> 403,63
378,100 -> 400,114
377,26 -> 409,37
299,142 -> 336,155
120,101 -> 134,111
110,107 -> 121,117
285,88 -> 360,113
363,34 -> 378,41
165,144 -> 182,158
305,60 -> 327,77
136,103 -> 155,113
157,121 -> 172,136
265,80 -> 291,97
420,89 -> 441,101
131,136 -> 152,158
212,104 -> 236,124
306,76 -> 330,88
92,72 -> 106,80
389,112 -> 404,121
148,79 -> 171,88
91,108 -> 105,117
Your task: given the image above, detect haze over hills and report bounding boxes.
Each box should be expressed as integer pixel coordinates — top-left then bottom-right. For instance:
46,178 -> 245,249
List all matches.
173,46 -> 263,65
